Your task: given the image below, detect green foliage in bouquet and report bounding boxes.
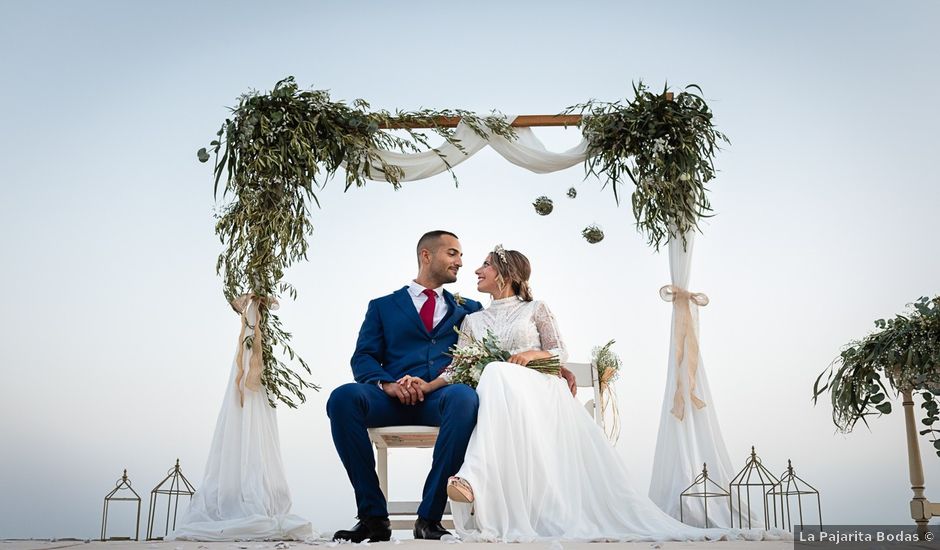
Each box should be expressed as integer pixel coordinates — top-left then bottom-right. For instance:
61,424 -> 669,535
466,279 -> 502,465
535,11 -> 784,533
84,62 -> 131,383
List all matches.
445,329 -> 561,389
567,82 -> 729,251
199,77 -> 514,407
813,296 -> 940,456
592,339 -> 622,385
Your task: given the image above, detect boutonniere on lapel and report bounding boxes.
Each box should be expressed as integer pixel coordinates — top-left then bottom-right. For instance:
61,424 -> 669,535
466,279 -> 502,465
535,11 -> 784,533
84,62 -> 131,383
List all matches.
453,293 -> 466,306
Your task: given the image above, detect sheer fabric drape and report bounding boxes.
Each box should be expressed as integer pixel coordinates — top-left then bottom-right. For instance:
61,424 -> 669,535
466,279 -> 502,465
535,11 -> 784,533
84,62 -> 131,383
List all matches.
350,116 -> 589,182
169,303 -> 312,541
647,232 -> 738,527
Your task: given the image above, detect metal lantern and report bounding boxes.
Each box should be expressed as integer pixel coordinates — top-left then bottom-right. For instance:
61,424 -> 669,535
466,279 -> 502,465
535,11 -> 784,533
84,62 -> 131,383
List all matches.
146,459 -> 196,540
767,459 -> 822,530
679,463 -> 730,528
101,469 -> 141,541
729,446 -> 780,529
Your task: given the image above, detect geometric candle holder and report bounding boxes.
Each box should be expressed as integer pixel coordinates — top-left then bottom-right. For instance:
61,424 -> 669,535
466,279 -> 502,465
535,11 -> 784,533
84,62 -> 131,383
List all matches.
767,459 -> 822,531
679,463 -> 731,528
100,469 -> 141,541
146,459 -> 196,540
729,446 -> 780,529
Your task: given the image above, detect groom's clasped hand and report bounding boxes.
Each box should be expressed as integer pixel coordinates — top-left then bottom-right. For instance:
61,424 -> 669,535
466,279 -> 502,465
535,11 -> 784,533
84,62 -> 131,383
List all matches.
391,375 -> 430,404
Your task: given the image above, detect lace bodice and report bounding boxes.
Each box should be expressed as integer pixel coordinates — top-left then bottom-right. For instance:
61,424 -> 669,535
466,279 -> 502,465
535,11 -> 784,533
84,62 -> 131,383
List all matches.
456,297 -> 568,363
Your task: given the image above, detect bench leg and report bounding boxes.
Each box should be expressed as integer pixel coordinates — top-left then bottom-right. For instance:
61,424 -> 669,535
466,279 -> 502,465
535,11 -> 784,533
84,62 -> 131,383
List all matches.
376,447 -> 388,500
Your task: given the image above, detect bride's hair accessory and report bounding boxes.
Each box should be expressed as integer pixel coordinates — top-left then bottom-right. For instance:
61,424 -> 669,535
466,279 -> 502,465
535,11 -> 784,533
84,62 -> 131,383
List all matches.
492,244 -> 509,264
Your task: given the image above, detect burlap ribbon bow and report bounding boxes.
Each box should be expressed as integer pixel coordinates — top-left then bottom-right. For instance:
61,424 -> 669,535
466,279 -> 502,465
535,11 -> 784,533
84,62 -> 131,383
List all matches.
659,284 -> 709,421
598,369 -> 622,444
230,293 -> 279,407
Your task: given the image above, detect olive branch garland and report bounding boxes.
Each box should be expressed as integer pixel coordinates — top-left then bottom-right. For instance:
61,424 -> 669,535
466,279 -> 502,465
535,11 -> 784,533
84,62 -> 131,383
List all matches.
199,77 -> 515,407
566,82 -> 729,251
813,297 -> 940,457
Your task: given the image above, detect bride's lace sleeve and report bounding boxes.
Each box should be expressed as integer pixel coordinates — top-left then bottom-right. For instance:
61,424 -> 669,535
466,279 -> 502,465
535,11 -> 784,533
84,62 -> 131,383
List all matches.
533,301 -> 568,363
440,317 -> 473,383
456,317 -> 472,349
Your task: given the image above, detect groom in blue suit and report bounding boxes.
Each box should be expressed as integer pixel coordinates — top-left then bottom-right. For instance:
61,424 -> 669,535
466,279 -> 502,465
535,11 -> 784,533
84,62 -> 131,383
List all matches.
328,230 -> 483,542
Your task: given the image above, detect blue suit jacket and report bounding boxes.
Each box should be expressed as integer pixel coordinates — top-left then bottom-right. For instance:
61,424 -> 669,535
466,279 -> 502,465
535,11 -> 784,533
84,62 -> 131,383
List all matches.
351,287 -> 483,384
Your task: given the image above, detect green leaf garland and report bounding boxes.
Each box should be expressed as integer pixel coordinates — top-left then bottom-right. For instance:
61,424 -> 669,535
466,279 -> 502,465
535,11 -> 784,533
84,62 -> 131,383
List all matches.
813,296 -> 940,457
202,77 -> 514,407
568,82 -> 729,251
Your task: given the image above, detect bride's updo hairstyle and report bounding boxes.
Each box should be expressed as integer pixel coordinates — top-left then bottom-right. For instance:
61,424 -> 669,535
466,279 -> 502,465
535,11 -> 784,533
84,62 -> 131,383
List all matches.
490,245 -> 534,302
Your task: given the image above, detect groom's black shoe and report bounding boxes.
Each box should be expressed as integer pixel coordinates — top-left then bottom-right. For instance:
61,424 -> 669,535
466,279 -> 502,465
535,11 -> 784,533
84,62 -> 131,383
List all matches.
333,516 -> 391,543
413,517 -> 452,540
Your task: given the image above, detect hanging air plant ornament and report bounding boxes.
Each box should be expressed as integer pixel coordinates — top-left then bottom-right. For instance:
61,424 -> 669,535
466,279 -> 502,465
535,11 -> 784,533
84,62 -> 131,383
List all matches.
533,196 -> 554,216
583,224 -> 605,244
567,187 -> 577,199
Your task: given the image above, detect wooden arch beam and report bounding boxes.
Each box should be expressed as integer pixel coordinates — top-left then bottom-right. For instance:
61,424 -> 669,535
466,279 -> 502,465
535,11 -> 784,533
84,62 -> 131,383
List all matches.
380,92 -> 673,129
380,114 -> 582,130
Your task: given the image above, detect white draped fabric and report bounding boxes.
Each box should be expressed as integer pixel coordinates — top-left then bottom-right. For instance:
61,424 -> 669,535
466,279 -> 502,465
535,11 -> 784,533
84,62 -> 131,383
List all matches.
647,232 -> 738,527
354,116 -> 589,182
168,302 -> 312,541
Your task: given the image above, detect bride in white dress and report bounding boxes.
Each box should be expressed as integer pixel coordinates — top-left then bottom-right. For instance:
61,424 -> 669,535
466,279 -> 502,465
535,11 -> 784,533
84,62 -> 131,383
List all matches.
432,246 -> 767,542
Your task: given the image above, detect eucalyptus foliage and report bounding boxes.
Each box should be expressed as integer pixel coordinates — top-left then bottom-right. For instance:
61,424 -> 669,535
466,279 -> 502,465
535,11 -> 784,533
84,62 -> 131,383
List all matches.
199,77 -> 514,407
567,82 -> 729,251
813,297 -> 940,457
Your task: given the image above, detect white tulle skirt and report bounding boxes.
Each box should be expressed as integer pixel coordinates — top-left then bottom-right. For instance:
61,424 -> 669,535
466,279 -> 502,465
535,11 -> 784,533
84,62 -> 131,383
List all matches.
452,362 -> 784,542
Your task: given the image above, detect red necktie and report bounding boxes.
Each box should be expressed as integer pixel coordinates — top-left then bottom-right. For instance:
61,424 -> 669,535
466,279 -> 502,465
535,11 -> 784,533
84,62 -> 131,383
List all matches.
419,289 -> 437,333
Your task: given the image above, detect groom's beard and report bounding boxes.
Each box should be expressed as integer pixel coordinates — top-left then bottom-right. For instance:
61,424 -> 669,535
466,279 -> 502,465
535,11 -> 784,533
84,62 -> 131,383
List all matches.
431,265 -> 459,286
436,272 -> 458,285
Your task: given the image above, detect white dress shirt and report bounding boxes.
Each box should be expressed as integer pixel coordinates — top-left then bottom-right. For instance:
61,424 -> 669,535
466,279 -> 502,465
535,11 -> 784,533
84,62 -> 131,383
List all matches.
407,280 -> 448,329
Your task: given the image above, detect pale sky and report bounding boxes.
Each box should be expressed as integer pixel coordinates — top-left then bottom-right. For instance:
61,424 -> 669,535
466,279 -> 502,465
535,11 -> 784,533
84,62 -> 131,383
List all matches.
1,0 -> 939,539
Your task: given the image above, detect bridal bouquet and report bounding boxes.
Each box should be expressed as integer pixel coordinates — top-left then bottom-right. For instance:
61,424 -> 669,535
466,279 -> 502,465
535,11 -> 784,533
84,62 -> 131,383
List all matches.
445,329 -> 561,389
592,339 -> 622,387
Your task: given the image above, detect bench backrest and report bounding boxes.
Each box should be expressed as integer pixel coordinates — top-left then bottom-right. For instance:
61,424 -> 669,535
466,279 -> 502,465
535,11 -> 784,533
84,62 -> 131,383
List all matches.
565,362 -> 603,428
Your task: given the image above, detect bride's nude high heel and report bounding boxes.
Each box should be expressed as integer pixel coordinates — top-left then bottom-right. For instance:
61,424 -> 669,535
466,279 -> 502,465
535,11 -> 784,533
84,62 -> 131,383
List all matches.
447,476 -> 475,503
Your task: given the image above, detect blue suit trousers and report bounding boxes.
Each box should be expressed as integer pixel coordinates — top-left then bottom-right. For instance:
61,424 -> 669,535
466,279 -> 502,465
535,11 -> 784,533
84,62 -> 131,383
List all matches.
327,382 -> 479,521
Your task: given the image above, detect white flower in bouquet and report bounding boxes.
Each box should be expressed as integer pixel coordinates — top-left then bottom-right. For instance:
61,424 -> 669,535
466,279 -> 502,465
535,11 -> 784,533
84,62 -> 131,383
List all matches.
444,329 -> 561,389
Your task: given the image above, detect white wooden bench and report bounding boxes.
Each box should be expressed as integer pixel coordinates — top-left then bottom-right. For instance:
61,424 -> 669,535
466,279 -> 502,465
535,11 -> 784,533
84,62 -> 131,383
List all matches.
367,362 -> 602,530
